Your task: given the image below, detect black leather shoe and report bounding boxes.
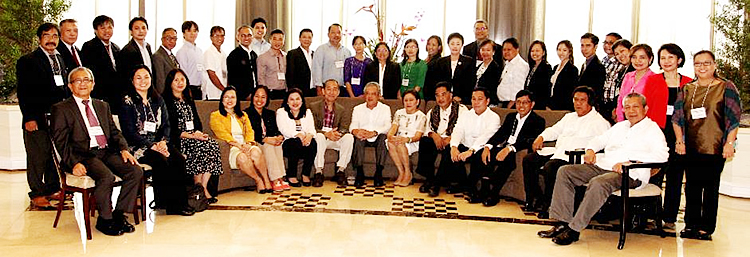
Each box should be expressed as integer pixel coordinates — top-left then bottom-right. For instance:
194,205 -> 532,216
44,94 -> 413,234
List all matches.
538,223 -> 567,238
680,228 -> 699,239
537,211 -> 549,219
207,197 -> 219,204
96,217 -> 124,236
373,175 -> 385,187
335,171 -> 346,185
428,185 -> 440,197
483,196 -> 499,207
552,228 -> 580,245
166,208 -> 195,216
696,230 -> 713,241
354,175 -> 365,187
445,185 -> 460,194
113,210 -> 135,233
419,183 -> 432,193
312,173 -> 324,187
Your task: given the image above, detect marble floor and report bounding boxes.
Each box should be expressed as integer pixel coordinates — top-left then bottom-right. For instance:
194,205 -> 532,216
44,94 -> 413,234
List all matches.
1,170 -> 748,257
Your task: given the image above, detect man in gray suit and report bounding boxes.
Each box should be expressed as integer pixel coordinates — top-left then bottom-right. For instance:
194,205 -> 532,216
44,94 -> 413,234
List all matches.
151,28 -> 180,94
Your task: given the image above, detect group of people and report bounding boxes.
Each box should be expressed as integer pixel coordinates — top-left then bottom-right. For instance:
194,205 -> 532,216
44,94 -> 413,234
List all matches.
17,14 -> 740,245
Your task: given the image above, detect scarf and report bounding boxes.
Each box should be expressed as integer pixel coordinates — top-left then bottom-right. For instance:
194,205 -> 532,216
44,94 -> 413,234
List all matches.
430,99 -> 461,135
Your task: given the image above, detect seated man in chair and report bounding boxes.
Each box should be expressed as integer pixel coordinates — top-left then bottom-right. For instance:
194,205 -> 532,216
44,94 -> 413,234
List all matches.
537,93 -> 668,245
51,67 -> 144,236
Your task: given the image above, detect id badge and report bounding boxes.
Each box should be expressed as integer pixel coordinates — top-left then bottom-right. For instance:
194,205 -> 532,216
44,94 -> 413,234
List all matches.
233,134 -> 244,143
185,121 -> 194,131
351,78 -> 361,85
277,72 -> 286,80
144,121 -> 157,133
88,126 -> 105,136
690,107 -> 707,119
401,79 -> 409,87
54,75 -> 64,86
222,70 -> 228,79
335,61 -> 344,68
666,105 -> 674,116
322,126 -> 333,132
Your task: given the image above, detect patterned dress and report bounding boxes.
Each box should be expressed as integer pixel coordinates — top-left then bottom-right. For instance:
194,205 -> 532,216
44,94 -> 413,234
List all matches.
174,100 -> 223,175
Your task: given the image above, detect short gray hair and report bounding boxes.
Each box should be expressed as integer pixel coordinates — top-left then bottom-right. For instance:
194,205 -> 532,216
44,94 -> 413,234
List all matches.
364,82 -> 381,95
68,66 -> 95,83
624,92 -> 647,107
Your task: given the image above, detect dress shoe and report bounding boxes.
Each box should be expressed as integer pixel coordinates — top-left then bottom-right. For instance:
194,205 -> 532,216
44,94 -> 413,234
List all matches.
552,228 -> 580,245
335,171 -> 346,185
286,178 -> 302,187
373,175 -> 385,187
166,208 -> 195,216
354,175 -> 365,187
46,191 -> 64,201
96,217 -> 124,236
537,211 -> 549,219
428,185 -> 441,197
680,227 -> 699,239
483,196 -> 500,207
30,196 -> 52,208
113,210 -> 135,233
445,185 -> 460,194
538,223 -> 568,238
207,197 -> 219,204
467,192 -> 483,204
419,183 -> 432,193
312,173 -> 324,187
696,230 -> 713,241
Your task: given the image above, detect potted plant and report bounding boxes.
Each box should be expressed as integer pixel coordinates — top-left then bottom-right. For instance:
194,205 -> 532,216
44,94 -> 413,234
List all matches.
710,0 -> 750,126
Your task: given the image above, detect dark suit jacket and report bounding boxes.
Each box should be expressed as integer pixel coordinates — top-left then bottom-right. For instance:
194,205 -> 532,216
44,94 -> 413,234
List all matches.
549,61 -> 579,111
227,46 -> 258,100
422,56 -> 441,101
525,62 -> 553,110
308,100 -> 352,133
476,60 -> 502,105
151,46 -> 179,94
50,97 -> 129,170
16,48 -> 70,129
577,55 -> 606,95
486,111 -> 545,152
80,37 -> 121,107
462,41 -> 504,71
117,39 -> 153,82
286,47 -> 312,91
363,60 -> 401,99
245,107 -> 281,144
434,55 -> 475,104
56,43 -> 81,73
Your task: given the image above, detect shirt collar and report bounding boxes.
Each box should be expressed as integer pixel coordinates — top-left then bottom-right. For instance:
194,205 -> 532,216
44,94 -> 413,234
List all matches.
160,45 -> 173,55
39,46 -> 60,56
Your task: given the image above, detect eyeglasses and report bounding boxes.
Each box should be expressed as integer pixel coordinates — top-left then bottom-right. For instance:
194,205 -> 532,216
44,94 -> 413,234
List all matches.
162,36 -> 177,41
71,78 -> 93,85
694,61 -> 715,67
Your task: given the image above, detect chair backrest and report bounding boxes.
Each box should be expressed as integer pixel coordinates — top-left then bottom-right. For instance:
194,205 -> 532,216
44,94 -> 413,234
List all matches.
45,113 -> 67,188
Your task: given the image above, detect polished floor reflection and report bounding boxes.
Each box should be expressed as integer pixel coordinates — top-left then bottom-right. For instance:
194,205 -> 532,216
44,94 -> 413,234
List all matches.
1,170 -> 748,256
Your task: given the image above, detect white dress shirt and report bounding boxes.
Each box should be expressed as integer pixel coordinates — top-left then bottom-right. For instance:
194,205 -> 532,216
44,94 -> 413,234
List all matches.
424,104 -> 469,137
450,108 -> 501,152
203,45 -> 227,100
301,47 -> 314,89
276,108 -> 316,139
497,54 -> 529,101
586,117 -> 669,188
350,102 -> 392,142
539,109 -> 611,161
72,95 -> 101,148
62,42 -> 81,67
251,38 -> 271,56
135,40 -> 152,70
175,41 -> 204,86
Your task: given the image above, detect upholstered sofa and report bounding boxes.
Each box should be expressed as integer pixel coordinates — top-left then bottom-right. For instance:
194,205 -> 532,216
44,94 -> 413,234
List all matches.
194,97 -> 568,202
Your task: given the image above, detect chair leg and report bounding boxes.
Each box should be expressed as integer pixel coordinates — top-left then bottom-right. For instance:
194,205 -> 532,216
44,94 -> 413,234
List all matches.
82,191 -> 93,240
53,189 -> 65,228
618,187 -> 629,250
141,177 -> 147,221
656,196 -> 665,238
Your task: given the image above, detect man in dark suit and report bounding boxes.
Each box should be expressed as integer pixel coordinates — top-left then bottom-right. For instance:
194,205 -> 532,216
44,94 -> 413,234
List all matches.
116,17 -> 153,87
227,25 -> 258,100
472,90 -> 545,206
51,67 -> 143,236
286,28 -> 315,96
57,19 -> 82,73
16,23 -> 69,208
577,33 -> 606,97
310,80 -> 354,186
151,28 -> 180,94
80,15 -> 121,112
462,20 -> 503,70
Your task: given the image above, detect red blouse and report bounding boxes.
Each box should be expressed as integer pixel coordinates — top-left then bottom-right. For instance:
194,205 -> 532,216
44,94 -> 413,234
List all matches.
643,74 -> 693,128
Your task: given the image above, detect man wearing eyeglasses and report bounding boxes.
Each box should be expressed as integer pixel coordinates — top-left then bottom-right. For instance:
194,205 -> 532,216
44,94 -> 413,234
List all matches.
151,28 -> 180,94
16,23 -> 70,209
462,20 -> 503,67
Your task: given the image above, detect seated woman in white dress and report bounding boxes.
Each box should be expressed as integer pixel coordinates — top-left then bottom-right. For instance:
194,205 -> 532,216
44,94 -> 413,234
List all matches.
386,90 -> 427,186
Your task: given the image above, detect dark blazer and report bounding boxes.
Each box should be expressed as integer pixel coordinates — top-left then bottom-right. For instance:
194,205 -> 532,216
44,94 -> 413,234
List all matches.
434,55 -> 475,104
286,47 -> 312,91
462,41 -> 504,71
577,55 -> 606,95
363,60 -> 401,99
549,61 -> 579,111
525,62 -> 553,110
422,56 -> 441,101
151,46 -> 179,95
486,111 -> 545,152
56,43 -> 81,73
117,39 -> 153,82
80,37 -> 120,107
50,98 -> 129,170
245,107 -> 281,144
308,100 -> 352,133
16,48 -> 70,129
119,93 -> 170,150
476,60 -> 502,105
227,46 -> 258,100
163,95 -> 202,151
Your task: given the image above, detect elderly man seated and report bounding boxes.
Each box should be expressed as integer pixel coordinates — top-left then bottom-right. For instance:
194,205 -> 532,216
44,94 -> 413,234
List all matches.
537,92 -> 668,245
350,82 -> 392,186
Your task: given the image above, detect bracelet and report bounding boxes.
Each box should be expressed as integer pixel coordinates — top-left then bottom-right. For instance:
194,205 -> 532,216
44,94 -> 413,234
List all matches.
676,141 -> 685,145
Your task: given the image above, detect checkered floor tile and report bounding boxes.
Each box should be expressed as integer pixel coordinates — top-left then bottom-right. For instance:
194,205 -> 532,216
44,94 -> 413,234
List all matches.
333,185 -> 395,197
261,193 -> 331,209
391,197 -> 459,215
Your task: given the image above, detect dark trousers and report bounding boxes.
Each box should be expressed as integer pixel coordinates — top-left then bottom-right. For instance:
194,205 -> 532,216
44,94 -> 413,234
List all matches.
352,134 -> 388,168
449,144 -> 482,191
188,85 -> 203,100
683,152 -> 725,234
473,147 -> 516,198
651,152 -> 685,223
282,138 -> 317,178
522,152 -> 569,207
268,89 -> 287,100
415,136 -> 442,182
138,148 -> 189,211
81,148 -> 143,219
24,128 -> 59,198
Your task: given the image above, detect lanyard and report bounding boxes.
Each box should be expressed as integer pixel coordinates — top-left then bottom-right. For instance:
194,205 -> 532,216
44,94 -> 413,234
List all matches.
690,79 -> 714,109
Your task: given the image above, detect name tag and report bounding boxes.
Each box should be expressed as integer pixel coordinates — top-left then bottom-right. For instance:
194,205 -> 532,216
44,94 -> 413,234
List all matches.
54,75 -> 64,86
144,121 -> 157,133
88,126 -> 105,136
233,134 -> 244,143
185,121 -> 194,131
277,72 -> 285,80
322,126 -> 333,132
666,105 -> 674,116
196,63 -> 205,71
351,78 -> 361,85
222,70 -> 227,79
508,135 -> 517,144
335,61 -> 344,68
401,79 -> 409,87
691,107 -> 707,119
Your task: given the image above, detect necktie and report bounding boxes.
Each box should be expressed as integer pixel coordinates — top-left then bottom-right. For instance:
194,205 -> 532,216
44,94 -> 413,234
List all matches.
106,44 -> 116,70
71,47 -> 80,66
169,52 -> 180,68
580,63 -> 586,76
49,54 -> 61,75
82,100 -> 108,148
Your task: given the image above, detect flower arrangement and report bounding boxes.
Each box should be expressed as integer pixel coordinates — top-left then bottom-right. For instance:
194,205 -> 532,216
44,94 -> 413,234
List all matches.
354,2 -> 424,62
